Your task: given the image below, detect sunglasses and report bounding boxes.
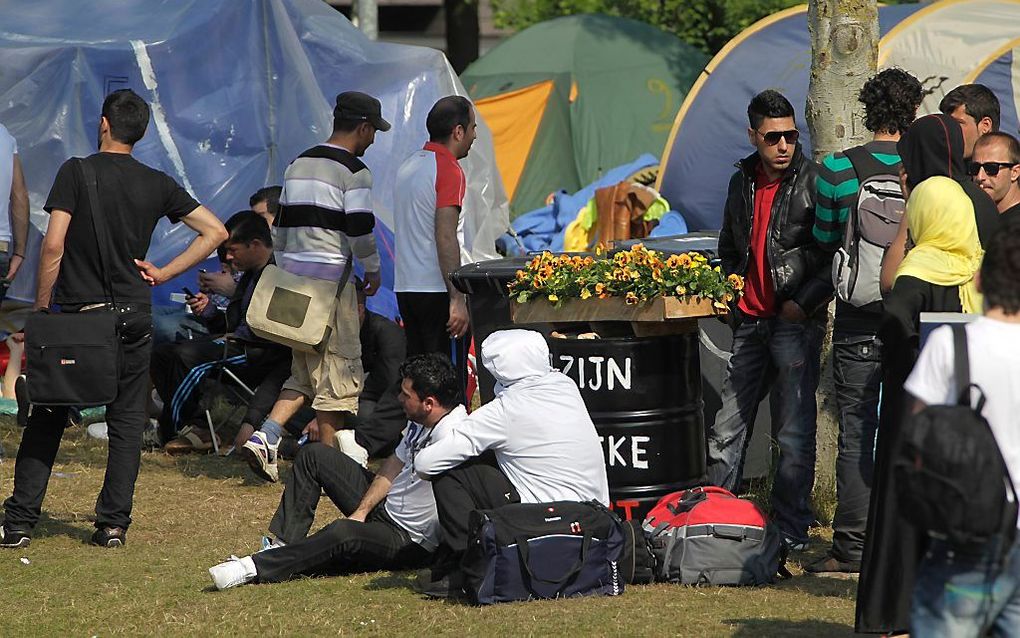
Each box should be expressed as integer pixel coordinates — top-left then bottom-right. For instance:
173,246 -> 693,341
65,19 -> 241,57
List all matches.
967,161 -> 1018,177
755,128 -> 799,146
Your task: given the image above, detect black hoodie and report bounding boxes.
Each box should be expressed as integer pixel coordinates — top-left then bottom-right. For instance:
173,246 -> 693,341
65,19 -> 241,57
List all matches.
897,113 -> 1000,246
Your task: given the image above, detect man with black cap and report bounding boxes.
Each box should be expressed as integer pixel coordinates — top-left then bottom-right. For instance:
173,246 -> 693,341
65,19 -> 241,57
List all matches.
243,91 -> 390,482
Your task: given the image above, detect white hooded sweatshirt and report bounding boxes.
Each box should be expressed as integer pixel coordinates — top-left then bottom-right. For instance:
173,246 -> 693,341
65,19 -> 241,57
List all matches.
414,329 -> 610,505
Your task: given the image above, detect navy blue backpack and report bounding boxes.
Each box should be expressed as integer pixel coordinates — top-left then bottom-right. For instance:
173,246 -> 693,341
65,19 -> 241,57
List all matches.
462,500 -> 627,604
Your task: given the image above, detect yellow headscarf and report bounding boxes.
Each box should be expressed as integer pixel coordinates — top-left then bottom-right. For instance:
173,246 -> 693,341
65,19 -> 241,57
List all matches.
895,176 -> 983,313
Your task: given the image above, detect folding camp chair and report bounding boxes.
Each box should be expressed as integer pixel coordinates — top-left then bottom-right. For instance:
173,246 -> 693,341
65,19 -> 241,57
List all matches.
198,335 -> 257,455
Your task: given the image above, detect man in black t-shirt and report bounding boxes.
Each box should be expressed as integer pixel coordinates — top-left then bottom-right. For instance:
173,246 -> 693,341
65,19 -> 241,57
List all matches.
0,89 -> 227,550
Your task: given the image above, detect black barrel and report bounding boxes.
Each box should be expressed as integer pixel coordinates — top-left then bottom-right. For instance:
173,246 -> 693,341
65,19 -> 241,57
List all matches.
547,332 -> 706,522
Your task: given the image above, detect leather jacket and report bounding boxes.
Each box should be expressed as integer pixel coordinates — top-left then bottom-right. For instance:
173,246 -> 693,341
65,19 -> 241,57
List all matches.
718,144 -> 831,316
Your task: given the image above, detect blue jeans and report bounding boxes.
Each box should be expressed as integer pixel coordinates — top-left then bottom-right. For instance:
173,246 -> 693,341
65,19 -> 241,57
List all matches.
706,315 -> 824,543
913,537 -> 1020,637
830,333 -> 882,562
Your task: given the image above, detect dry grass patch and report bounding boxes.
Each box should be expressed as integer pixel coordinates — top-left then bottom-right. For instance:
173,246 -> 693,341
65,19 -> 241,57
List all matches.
0,418 -> 856,637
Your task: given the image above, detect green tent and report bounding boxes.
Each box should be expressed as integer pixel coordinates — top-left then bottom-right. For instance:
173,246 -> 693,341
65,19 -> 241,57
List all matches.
462,14 -> 708,217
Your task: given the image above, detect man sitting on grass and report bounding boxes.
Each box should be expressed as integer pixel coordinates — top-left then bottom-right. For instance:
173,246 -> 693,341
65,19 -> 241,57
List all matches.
208,354 -> 464,589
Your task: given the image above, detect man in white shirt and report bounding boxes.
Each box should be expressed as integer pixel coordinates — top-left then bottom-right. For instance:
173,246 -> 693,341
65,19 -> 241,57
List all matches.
904,226 -> 1020,635
393,96 -> 477,398
413,329 -> 609,595
208,354 -> 464,589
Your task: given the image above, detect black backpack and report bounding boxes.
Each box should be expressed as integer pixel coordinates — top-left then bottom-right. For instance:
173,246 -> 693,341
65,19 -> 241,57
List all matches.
894,323 -> 1018,548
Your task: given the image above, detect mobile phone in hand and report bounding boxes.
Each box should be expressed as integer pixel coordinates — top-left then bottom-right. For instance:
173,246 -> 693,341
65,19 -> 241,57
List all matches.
182,287 -> 196,299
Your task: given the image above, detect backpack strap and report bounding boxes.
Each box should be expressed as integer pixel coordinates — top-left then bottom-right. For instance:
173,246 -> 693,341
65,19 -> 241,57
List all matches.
950,323 -> 987,413
843,145 -> 891,183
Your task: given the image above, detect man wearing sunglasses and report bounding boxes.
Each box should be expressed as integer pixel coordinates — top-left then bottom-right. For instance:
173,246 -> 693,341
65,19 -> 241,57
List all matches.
709,89 -> 829,554
971,132 -> 1020,221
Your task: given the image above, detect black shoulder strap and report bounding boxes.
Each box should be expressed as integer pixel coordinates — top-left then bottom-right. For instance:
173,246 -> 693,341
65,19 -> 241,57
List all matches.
77,158 -> 116,305
844,145 -> 894,184
950,323 -> 972,407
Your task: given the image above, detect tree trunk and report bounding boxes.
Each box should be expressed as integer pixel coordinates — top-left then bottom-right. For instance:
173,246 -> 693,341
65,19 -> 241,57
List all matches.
806,0 -> 879,162
805,0 -> 878,513
444,0 -> 480,74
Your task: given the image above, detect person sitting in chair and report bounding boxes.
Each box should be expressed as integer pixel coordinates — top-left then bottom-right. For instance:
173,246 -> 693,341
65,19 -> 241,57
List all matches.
150,210 -> 290,451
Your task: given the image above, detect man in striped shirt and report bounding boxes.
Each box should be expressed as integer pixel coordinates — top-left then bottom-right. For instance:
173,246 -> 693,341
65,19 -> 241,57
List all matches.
243,92 -> 388,482
807,69 -> 922,574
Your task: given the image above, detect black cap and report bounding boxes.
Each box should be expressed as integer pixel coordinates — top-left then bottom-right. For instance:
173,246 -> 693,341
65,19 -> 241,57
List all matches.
334,91 -> 391,132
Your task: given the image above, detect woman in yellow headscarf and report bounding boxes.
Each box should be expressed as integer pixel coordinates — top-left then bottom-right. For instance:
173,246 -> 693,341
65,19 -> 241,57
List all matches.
861,175 -> 985,634
894,175 -> 984,313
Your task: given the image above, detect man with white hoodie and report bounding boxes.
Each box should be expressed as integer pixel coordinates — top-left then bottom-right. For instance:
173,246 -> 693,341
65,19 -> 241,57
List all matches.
413,329 -> 609,595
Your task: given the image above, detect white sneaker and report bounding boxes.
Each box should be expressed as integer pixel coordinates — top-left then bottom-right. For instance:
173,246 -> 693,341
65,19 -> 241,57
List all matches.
242,431 -> 279,482
208,555 -> 257,590
86,422 -> 109,440
336,429 -> 369,468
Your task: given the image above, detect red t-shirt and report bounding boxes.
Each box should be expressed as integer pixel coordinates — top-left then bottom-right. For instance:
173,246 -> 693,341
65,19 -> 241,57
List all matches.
738,168 -> 780,318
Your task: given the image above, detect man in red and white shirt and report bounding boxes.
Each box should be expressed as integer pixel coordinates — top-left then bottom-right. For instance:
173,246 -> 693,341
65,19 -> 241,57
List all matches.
393,96 -> 477,398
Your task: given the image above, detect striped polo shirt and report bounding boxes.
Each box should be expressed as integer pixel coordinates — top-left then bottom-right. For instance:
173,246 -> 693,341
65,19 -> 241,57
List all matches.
393,141 -> 466,293
812,140 -> 901,252
274,144 -> 380,281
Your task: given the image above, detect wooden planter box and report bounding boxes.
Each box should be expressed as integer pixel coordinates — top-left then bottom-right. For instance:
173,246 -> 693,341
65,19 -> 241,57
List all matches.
512,296 -> 724,335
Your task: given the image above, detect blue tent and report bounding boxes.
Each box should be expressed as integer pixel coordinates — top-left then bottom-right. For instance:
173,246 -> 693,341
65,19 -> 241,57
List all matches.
656,0 -> 1020,231
0,0 -> 508,319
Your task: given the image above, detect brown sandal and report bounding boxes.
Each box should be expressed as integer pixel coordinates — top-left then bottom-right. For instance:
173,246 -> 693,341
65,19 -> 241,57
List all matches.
164,425 -> 221,455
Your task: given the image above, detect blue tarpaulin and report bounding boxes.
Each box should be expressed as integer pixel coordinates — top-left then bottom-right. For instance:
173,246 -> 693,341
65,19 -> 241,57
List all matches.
0,0 -> 509,319
502,153 -> 661,254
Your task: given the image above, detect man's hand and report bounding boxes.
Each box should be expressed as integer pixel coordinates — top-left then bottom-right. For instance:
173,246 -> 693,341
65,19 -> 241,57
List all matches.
347,510 -> 368,523
186,291 -> 210,315
362,270 -> 381,297
5,255 -> 23,281
134,259 -> 167,287
779,300 -> 807,323
302,419 -> 320,442
447,294 -> 469,338
199,270 -> 236,296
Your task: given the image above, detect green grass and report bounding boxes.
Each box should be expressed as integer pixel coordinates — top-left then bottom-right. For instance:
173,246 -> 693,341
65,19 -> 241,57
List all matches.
0,418 -> 858,637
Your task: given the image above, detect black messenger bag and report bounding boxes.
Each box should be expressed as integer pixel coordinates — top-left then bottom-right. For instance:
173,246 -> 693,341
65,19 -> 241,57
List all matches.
25,158 -> 120,407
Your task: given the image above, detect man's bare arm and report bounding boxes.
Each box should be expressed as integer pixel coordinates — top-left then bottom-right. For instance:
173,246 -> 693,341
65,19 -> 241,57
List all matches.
8,155 -> 30,280
134,206 -> 227,286
34,209 -> 71,310
348,453 -> 404,522
435,206 -> 468,338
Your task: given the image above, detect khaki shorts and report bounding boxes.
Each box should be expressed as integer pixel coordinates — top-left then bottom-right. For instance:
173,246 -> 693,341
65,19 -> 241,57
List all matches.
282,283 -> 363,413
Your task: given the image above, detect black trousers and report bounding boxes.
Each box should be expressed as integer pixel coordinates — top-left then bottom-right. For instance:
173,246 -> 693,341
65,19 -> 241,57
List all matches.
253,443 -> 429,582
830,333 -> 882,563
3,308 -> 151,531
433,452 -> 520,555
150,337 -> 291,441
396,292 -> 470,402
349,379 -> 409,458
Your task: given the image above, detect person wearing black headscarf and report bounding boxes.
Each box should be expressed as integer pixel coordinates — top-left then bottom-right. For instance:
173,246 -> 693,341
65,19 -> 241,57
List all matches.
879,113 -> 1000,293
856,112 -> 999,634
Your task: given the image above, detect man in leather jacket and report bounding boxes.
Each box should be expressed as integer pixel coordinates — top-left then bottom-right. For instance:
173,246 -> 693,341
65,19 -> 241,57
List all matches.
708,89 -> 830,551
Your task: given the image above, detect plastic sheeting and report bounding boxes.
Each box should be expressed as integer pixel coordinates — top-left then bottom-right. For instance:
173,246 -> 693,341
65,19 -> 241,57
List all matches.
0,0 -> 509,318
500,153 -> 660,254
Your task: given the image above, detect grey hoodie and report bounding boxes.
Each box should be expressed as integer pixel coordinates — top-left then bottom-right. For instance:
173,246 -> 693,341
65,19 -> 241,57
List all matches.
414,329 -> 610,505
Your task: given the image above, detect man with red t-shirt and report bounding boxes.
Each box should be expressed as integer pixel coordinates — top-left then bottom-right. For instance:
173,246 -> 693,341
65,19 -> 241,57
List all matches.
394,96 -> 477,398
708,90 -> 830,551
